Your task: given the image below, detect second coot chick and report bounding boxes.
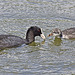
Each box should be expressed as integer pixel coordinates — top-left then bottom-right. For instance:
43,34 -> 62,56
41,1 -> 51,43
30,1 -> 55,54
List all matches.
48,28 -> 75,39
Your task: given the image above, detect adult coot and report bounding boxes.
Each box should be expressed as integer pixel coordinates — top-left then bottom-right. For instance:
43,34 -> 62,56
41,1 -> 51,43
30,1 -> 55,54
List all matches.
48,28 -> 75,39
0,26 -> 45,49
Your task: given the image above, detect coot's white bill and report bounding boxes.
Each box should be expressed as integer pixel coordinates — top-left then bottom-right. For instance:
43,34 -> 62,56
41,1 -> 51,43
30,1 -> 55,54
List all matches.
40,34 -> 45,39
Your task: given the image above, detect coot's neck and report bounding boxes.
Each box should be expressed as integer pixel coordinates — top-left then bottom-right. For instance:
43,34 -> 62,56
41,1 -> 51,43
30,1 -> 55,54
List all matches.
59,32 -> 62,38
26,30 -> 35,44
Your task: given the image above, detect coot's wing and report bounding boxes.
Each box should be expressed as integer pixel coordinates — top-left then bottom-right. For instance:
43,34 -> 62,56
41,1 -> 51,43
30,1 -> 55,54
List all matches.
0,35 -> 25,49
62,28 -> 75,39
62,28 -> 75,35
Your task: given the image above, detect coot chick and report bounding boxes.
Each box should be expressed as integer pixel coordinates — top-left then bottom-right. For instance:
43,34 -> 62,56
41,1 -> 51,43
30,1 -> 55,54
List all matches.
0,26 -> 45,49
48,28 -> 75,39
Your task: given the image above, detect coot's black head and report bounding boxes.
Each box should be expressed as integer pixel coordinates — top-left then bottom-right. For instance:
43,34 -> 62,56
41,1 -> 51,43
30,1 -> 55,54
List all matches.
30,26 -> 42,36
26,26 -> 45,43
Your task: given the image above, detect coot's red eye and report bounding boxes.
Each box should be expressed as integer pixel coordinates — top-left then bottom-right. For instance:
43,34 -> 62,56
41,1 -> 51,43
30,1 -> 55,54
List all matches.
38,29 -> 41,32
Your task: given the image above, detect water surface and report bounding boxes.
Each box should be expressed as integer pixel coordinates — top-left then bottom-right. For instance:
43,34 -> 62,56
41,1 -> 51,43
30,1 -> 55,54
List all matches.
0,0 -> 75,75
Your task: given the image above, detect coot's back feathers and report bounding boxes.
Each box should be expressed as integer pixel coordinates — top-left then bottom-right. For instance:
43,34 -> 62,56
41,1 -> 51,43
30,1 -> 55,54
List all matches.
62,28 -> 75,35
0,35 -> 25,49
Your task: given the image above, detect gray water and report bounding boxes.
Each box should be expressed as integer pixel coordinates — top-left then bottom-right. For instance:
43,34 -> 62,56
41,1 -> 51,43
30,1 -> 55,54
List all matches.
0,0 -> 75,75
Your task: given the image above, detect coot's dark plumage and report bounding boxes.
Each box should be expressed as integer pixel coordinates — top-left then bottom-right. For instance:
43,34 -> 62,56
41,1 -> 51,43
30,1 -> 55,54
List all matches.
0,26 -> 45,49
48,28 -> 75,39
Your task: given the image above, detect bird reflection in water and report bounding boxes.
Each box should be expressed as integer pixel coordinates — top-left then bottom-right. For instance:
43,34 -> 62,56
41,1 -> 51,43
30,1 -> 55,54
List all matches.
29,40 -> 45,46
53,37 -> 62,46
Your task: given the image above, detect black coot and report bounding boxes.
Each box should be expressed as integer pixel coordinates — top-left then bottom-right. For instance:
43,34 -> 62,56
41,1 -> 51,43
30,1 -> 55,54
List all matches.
0,26 -> 45,49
